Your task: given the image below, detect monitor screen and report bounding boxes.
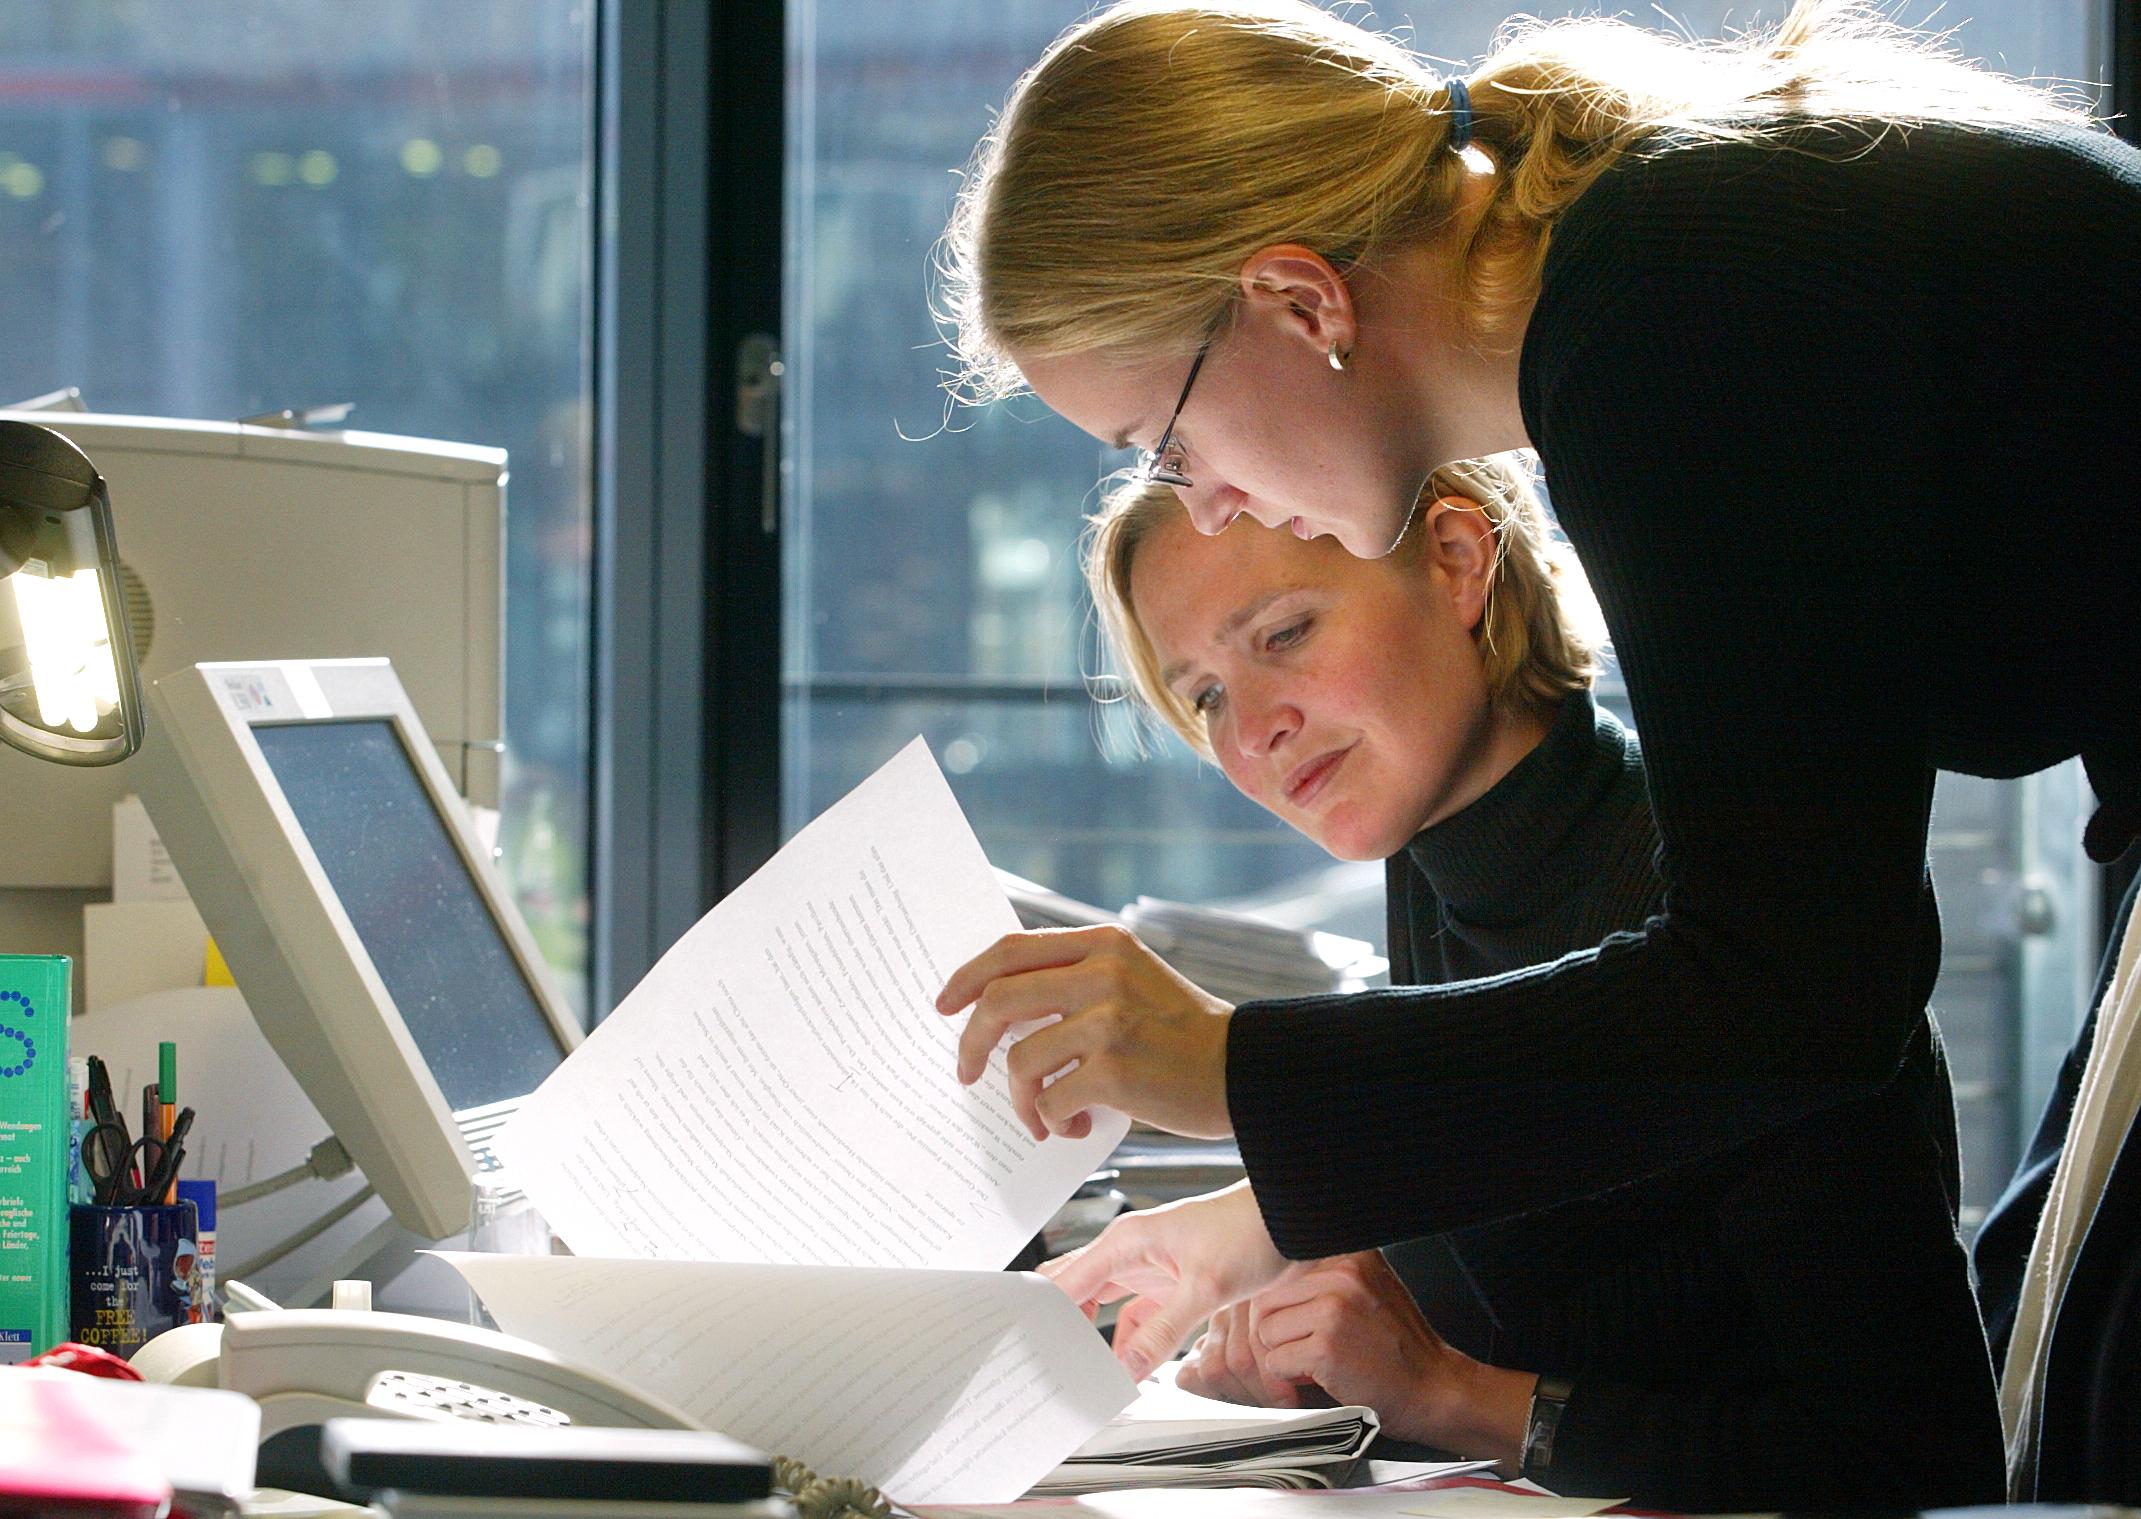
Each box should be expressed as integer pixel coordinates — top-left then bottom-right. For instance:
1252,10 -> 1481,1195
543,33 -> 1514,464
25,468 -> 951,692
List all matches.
252,718 -> 563,1112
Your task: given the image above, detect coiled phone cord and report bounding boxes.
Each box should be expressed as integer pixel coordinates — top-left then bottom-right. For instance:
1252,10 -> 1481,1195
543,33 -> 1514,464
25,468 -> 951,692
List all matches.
772,1455 -> 894,1519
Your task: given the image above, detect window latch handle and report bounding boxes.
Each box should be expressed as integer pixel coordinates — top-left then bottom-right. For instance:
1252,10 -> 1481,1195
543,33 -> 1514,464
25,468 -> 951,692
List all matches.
735,334 -> 784,536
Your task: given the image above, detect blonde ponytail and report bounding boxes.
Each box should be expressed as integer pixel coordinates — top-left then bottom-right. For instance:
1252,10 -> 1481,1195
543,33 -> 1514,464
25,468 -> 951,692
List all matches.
942,0 -> 2089,399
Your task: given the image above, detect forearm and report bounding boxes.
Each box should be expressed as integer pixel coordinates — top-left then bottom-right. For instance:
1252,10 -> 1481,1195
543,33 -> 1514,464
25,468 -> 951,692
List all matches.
1540,1375 -> 2002,1512
1385,1360 -> 1535,1468
1230,933 -> 1930,1254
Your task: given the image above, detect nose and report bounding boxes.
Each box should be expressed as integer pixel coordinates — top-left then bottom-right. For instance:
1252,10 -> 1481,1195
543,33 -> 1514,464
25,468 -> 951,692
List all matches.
1176,481 -> 1240,537
1228,677 -> 1300,761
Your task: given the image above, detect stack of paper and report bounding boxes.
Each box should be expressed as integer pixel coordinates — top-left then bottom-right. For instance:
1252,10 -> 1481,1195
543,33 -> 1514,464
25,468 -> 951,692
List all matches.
1033,1370 -> 1380,1494
995,875 -> 1388,1007
1122,897 -> 1387,1005
996,868 -> 1121,932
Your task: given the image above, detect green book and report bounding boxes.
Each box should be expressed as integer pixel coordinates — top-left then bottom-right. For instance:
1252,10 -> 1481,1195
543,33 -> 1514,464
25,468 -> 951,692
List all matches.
0,955 -> 69,1361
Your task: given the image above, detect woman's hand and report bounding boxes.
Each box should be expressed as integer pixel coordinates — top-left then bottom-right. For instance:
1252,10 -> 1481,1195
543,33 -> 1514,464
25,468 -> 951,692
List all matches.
936,924 -> 1233,1142
1248,1251 -> 1536,1461
1038,1180 -> 1287,1380
1179,1299 -> 1330,1409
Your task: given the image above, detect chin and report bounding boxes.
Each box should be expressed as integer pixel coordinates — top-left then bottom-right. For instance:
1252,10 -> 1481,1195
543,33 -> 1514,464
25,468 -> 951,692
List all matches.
1311,825 -> 1402,864
1335,509 -> 1415,561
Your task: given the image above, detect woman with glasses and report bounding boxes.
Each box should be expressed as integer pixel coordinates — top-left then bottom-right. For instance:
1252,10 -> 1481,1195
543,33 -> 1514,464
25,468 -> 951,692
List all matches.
928,0 -> 2140,1479
1078,468 -> 1998,1507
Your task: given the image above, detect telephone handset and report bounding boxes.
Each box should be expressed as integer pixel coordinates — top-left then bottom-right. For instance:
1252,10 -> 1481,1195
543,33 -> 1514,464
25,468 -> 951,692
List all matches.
135,1306 -> 697,1443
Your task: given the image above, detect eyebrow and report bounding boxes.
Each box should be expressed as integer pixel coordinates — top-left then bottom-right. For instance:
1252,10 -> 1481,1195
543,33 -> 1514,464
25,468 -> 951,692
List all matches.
1158,587 -> 1299,691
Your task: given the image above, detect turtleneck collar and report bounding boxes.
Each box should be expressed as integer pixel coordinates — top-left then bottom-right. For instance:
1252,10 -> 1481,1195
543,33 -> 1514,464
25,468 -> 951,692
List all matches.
1401,689 -> 1637,928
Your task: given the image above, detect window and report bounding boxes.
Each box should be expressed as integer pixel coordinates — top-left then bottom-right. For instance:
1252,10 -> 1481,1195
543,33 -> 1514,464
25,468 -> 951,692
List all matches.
0,2 -> 597,1014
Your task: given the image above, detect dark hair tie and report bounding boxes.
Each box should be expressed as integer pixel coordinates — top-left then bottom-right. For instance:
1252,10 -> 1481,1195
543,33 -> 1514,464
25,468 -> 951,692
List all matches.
1445,77 -> 1474,152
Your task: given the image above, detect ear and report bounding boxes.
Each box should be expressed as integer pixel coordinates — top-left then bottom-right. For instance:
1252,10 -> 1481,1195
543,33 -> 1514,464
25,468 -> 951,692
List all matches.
1418,496 -> 1497,632
1235,244 -> 1357,361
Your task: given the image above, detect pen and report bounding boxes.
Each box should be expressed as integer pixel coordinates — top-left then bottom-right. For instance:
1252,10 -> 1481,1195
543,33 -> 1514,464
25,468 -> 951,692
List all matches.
142,1082 -> 161,1190
84,1057 -> 136,1204
158,1042 -> 178,1202
85,1055 -> 121,1132
137,1107 -> 193,1208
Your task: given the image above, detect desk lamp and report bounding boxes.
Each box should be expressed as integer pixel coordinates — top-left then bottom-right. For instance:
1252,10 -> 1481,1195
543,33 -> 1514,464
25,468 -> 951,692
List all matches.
0,420 -> 142,765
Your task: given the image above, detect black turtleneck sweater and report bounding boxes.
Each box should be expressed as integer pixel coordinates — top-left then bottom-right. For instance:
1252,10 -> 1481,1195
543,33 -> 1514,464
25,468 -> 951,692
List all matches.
1226,120 -> 2139,1272
1375,692 -> 2000,1510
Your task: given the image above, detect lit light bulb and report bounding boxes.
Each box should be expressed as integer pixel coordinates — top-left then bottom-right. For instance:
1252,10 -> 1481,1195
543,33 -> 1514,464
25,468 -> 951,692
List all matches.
11,565 -> 121,734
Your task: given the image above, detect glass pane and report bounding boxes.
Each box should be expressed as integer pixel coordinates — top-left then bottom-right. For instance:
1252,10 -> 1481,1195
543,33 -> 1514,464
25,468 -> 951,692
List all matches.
784,2 -> 1338,923
785,1 -> 2106,1222
0,2 -> 596,1016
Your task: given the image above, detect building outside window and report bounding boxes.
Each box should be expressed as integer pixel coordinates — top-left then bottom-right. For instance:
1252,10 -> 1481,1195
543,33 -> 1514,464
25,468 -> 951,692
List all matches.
0,2 -> 597,1016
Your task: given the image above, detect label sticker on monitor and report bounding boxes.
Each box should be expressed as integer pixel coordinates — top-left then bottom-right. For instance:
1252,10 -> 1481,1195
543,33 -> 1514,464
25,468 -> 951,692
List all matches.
219,669 -> 294,717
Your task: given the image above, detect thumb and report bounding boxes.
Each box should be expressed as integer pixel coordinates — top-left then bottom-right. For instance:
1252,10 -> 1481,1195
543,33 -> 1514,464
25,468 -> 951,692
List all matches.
1040,1225 -> 1140,1309
1112,1295 -> 1158,1349
1115,1291 -> 1202,1382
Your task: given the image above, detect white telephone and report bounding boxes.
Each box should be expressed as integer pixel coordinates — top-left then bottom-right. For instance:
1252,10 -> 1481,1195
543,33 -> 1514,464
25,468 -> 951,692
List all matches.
133,1284 -> 695,1445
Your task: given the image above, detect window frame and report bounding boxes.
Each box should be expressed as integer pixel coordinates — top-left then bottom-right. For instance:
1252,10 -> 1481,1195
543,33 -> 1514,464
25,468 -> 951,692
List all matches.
592,0 -> 785,1013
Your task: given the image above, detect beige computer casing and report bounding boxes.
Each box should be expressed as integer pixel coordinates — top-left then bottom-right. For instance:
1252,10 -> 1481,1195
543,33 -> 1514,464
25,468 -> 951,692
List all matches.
0,410 -> 504,891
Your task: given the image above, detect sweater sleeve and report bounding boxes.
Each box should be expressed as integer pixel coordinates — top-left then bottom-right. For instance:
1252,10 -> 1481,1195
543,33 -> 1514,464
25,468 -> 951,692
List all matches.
1228,140 -> 1950,1255
1544,1062 -> 2003,1511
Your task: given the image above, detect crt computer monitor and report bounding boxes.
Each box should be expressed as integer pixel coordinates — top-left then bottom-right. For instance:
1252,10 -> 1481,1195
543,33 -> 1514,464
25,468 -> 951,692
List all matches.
136,658 -> 581,1239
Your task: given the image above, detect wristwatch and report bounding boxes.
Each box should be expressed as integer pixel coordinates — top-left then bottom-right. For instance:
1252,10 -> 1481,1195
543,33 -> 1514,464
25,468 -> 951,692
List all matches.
1521,1374 -> 1576,1476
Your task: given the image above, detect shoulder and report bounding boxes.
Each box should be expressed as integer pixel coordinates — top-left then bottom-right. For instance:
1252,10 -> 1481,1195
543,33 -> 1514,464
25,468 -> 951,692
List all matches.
1593,703 -> 1649,802
1521,119 -> 2141,497
1553,119 -> 2139,255
1531,119 -> 2140,361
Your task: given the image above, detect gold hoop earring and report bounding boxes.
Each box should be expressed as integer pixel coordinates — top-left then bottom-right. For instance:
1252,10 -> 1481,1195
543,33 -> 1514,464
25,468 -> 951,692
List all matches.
1328,342 -> 1348,371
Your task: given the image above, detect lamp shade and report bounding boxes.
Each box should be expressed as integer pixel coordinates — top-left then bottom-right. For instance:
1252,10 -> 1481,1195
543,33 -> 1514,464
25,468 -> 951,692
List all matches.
0,421 -> 143,765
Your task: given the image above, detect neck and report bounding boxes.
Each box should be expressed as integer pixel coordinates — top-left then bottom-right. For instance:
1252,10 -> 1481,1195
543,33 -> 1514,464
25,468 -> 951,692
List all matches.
1418,697 -> 1553,832
1363,171 -> 1535,467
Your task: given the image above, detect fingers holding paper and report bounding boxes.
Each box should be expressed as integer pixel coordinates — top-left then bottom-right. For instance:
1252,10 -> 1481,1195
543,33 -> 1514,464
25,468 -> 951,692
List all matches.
1037,1181 -> 1289,1381
937,924 -> 1234,1141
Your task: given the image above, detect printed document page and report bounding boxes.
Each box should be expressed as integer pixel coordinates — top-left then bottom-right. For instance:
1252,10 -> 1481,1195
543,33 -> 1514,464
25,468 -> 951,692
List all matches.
499,738 -> 1128,1271
439,1252 -> 1137,1505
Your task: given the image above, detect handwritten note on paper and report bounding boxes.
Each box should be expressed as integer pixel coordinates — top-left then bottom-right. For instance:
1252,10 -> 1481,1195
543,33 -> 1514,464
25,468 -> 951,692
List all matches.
498,738 -> 1129,1271
438,1252 -> 1137,1505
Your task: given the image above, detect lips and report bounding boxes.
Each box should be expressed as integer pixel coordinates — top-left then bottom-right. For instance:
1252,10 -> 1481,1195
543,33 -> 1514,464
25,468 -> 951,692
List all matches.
1284,743 -> 1354,807
1290,516 -> 1311,539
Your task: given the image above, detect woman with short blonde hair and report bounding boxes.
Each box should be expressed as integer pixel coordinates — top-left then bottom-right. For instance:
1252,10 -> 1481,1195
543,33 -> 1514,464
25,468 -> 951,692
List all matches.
1078,464 -> 1998,1508
1088,455 -> 1598,758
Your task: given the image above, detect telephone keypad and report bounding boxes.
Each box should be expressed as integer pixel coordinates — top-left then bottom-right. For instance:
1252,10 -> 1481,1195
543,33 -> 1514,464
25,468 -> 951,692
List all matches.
366,1369 -> 572,1427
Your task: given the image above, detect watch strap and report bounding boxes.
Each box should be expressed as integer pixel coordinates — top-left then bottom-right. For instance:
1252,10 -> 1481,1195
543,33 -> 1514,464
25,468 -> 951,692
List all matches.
1521,1373 -> 1576,1476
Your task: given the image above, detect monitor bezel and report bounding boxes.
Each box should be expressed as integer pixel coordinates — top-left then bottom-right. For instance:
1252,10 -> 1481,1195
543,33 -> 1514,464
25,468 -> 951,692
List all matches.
139,657 -> 580,1238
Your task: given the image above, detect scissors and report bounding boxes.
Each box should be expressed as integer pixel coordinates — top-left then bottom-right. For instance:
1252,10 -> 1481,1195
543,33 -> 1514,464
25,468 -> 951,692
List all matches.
83,1120 -> 162,1207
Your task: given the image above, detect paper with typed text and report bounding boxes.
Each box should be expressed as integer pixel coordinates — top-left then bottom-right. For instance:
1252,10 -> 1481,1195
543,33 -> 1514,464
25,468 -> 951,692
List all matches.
498,737 -> 1129,1269
439,1251 -> 1136,1504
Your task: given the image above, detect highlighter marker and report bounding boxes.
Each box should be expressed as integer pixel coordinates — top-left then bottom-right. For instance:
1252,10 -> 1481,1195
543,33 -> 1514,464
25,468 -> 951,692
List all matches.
158,1042 -> 178,1203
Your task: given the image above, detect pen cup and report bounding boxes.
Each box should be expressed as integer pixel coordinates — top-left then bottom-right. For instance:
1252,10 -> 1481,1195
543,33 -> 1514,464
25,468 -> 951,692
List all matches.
69,1200 -> 203,1358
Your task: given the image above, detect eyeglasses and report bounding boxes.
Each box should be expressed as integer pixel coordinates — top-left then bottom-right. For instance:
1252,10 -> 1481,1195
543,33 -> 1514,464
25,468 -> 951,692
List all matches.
1133,335 -> 1214,490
